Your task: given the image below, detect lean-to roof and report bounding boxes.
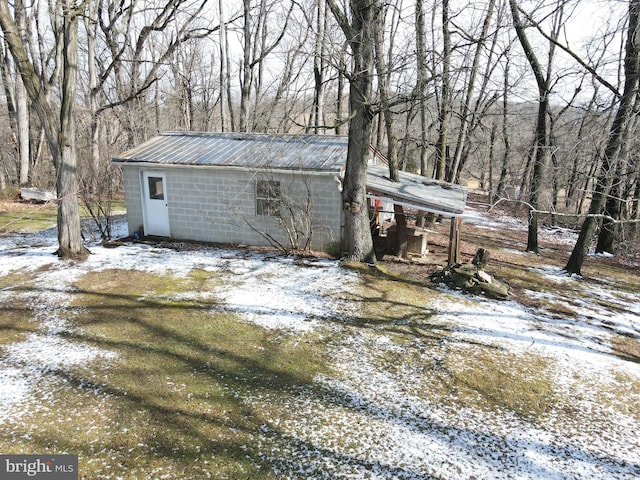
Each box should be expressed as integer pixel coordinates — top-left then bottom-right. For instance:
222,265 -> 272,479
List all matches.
366,164 -> 467,217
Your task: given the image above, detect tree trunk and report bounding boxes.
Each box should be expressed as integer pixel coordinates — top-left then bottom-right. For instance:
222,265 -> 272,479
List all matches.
312,0 -> 327,133
566,0 -> 640,275
56,0 -> 87,258
14,0 -> 29,186
239,0 -> 252,132
488,119 -> 497,204
221,1 -> 235,131
630,171 -> 640,239
218,0 -> 228,131
327,0 -> 380,263
0,0 -> 87,258
415,0 -> 429,176
510,0 -> 555,253
15,71 -> 29,186
450,0 -> 496,184
374,3 -> 405,256
527,103 -> 548,253
595,158 -> 626,254
335,42 -> 347,135
435,0 -> 451,182
85,3 -> 100,192
0,46 -> 19,186
496,64 -> 511,199
595,114 -> 635,253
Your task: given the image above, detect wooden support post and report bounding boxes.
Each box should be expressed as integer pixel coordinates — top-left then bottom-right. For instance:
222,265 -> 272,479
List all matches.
447,216 -> 461,265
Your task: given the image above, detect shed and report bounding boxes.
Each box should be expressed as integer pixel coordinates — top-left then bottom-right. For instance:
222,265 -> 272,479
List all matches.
112,131 -> 467,254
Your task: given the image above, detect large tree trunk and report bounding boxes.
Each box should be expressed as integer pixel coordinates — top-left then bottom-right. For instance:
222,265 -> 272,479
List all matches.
0,0 -> 87,258
566,0 -> 640,275
14,0 -> 29,186
327,0 -> 380,263
56,0 -> 86,258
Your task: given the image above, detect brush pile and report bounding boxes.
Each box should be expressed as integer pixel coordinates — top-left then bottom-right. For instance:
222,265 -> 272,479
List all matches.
431,248 -> 511,299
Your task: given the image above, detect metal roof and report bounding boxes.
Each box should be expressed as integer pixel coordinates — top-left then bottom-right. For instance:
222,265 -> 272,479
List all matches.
112,131 -> 349,171
113,132 -> 466,216
366,164 -> 467,217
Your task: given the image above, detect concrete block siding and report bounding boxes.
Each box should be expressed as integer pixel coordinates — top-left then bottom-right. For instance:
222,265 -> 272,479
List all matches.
121,165 -> 343,252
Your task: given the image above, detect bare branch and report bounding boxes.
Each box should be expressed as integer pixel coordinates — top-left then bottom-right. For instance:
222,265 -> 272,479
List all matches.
519,6 -> 621,98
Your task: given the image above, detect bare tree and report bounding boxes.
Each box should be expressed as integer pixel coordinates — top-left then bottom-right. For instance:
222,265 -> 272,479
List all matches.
566,0 -> 640,275
238,0 -> 294,132
434,0 -> 452,182
311,0 -> 328,133
0,0 -> 87,257
218,0 -> 234,131
595,106 -> 637,253
448,0 -> 499,184
13,0 -> 28,186
415,0 -> 430,176
495,51 -> 512,200
327,0 -> 381,263
509,0 -> 565,253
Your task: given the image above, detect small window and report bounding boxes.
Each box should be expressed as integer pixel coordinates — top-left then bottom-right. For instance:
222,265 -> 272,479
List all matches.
256,180 -> 281,216
148,176 -> 165,200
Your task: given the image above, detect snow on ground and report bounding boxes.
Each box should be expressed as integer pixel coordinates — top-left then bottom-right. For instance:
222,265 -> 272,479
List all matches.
248,287 -> 639,479
0,220 -> 359,419
1,213 -> 639,479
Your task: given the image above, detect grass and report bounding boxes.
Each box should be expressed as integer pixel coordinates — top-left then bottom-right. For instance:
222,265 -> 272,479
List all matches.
0,267 -> 330,479
0,202 -> 58,233
0,272 -> 39,344
442,349 -> 557,420
0,199 -> 126,234
338,268 -> 559,421
1,206 -> 639,478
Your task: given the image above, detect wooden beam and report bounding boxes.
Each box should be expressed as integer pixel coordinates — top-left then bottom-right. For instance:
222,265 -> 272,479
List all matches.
447,216 -> 461,265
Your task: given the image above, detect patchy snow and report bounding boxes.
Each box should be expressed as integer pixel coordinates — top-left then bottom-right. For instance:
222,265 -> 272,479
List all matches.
1,214 -> 639,479
253,327 -> 637,480
463,206 -> 529,232
214,256 -> 355,331
0,222 -> 359,420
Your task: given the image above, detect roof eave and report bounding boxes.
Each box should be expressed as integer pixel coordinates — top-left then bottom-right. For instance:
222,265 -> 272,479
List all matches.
111,159 -> 342,175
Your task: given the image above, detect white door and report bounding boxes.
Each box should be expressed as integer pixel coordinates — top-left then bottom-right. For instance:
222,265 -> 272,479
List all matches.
142,171 -> 170,237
